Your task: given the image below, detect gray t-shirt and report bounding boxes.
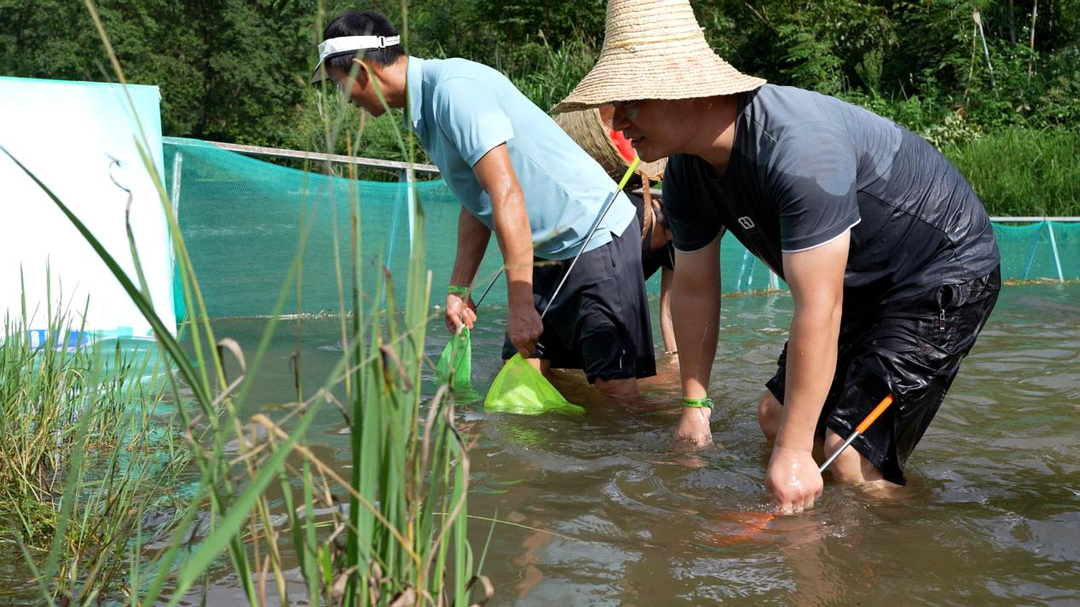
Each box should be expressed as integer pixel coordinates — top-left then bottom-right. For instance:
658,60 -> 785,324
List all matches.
664,84 -> 999,301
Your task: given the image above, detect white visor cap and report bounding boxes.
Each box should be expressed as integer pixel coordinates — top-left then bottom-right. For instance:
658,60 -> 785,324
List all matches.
311,35 -> 401,84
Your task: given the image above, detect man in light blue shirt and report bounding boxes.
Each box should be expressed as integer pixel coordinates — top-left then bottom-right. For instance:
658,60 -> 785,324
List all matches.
312,10 -> 655,396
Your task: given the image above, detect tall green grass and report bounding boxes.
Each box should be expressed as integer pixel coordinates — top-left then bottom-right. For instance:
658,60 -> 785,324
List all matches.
1,0 -> 486,603
945,127 -> 1080,217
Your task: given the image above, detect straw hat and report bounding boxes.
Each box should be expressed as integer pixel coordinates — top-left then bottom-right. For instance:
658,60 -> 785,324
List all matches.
551,0 -> 766,113
554,107 -> 667,181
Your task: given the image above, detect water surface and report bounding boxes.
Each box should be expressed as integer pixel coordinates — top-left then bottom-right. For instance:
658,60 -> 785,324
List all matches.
203,282 -> 1080,605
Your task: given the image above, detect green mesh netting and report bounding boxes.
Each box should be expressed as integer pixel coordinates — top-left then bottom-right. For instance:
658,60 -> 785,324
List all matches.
484,354 -> 585,416
162,137 -> 1080,323
436,327 -> 479,404
164,137 -> 507,319
162,137 -> 783,320
995,221 -> 1080,281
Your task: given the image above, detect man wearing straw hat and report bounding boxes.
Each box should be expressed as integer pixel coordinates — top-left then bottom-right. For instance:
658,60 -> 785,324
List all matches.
311,10 -> 656,397
554,0 -> 1001,513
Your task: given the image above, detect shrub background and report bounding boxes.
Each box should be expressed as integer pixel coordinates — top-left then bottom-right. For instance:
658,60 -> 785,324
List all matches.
1,0 -> 1076,212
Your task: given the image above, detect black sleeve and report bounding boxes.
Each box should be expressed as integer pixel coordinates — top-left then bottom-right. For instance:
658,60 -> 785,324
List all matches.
663,155 -> 724,252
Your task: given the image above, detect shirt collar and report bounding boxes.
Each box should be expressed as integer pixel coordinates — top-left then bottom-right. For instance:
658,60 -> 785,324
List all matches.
405,56 -> 424,132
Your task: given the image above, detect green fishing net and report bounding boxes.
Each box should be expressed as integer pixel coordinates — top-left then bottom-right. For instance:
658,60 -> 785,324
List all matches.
436,327 -> 479,404
484,353 -> 585,416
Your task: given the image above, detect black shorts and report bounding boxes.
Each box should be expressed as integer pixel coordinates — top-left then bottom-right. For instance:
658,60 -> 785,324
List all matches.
766,268 -> 1001,485
501,219 -> 656,383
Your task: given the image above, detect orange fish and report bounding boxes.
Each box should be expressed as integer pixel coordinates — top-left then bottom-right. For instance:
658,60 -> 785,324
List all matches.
701,510 -> 777,546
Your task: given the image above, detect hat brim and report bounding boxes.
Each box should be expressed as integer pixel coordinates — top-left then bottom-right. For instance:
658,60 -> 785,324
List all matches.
310,51 -> 360,85
552,44 -> 765,113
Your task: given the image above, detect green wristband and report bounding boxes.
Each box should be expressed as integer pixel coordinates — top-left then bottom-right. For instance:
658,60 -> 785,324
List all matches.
682,397 -> 714,409
447,284 -> 471,296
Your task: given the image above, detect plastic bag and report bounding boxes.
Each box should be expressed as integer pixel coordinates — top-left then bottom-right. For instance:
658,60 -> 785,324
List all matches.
484,353 -> 585,416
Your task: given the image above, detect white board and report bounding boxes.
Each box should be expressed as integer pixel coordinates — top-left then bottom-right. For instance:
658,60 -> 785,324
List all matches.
0,77 -> 175,339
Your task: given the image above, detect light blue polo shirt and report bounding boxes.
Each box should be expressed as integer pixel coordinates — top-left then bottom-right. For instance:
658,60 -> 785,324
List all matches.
405,56 -> 634,260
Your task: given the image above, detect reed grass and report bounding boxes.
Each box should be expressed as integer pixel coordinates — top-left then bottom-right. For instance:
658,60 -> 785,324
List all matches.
1,0 -> 487,603
0,280 -> 189,603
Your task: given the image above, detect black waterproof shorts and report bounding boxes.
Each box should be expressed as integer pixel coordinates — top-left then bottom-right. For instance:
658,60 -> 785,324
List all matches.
502,219 -> 657,383
766,268 -> 1001,484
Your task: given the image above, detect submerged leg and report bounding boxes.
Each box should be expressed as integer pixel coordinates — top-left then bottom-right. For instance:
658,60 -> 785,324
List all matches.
821,428 -> 889,485
521,356 -> 553,379
594,377 -> 639,398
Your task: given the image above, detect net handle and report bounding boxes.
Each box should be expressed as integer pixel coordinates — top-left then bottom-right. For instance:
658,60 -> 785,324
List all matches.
541,157 -> 641,319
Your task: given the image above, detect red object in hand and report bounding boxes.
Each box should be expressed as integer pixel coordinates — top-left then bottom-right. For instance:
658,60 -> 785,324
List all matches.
607,127 -> 636,163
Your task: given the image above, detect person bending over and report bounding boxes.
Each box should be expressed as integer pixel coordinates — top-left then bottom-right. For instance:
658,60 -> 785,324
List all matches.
313,10 -> 655,397
554,0 -> 1000,512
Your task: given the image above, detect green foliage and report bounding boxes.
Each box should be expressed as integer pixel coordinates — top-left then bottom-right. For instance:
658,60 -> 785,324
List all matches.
506,34 -> 600,113
0,0 -> 320,144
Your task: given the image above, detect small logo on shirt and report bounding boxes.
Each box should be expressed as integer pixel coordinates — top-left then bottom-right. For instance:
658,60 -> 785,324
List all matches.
737,216 -> 756,230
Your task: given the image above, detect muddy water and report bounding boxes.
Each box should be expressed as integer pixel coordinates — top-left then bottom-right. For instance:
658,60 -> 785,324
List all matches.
7,284 -> 1070,604
180,282 -> 1075,606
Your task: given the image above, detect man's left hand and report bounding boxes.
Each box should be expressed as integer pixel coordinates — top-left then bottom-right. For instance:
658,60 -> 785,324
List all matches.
508,302 -> 543,357
765,445 -> 824,514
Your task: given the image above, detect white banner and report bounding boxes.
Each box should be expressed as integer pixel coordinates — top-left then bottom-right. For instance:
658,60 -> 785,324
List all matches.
0,77 -> 175,338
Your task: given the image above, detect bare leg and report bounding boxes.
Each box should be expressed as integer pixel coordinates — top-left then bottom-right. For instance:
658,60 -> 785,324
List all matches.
522,357 -> 552,379
757,390 -> 783,442
821,428 -> 888,485
594,377 -> 639,398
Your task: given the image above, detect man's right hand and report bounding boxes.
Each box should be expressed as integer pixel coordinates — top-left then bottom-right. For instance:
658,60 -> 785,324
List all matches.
445,293 -> 478,333
765,445 -> 824,514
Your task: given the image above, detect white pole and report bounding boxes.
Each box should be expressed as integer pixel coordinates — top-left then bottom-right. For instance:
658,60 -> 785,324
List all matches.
406,165 -> 416,249
737,249 -> 751,290
170,151 -> 183,220
973,9 -> 998,93
168,151 -> 184,320
1046,219 -> 1065,282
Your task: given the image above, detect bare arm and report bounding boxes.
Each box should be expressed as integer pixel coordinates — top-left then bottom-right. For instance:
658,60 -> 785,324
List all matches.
444,207 -> 491,332
449,206 -> 491,288
472,143 -> 543,356
671,234 -> 721,445
659,266 -> 678,353
767,230 -> 849,513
